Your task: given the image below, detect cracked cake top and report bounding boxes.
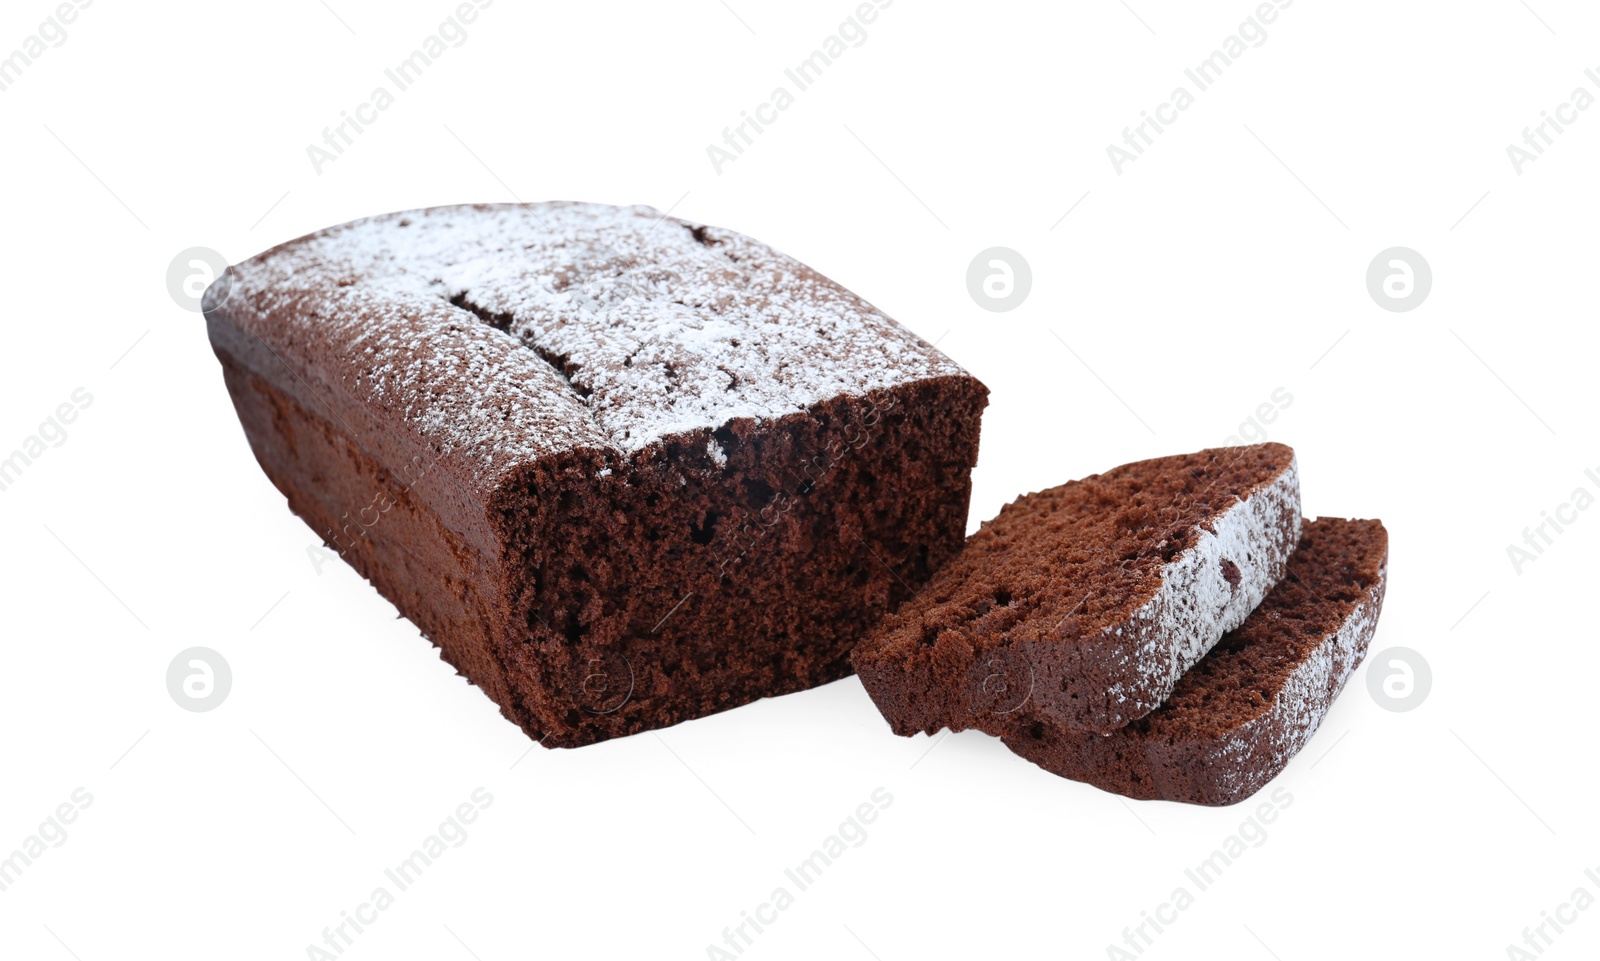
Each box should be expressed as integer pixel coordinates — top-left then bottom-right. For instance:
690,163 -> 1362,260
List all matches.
206,202 -> 968,485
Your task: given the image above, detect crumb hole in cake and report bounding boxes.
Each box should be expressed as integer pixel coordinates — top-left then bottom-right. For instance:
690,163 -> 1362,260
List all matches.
689,512 -> 720,545
742,478 -> 775,509
994,589 -> 1013,607
560,613 -> 583,645
1220,558 -> 1242,588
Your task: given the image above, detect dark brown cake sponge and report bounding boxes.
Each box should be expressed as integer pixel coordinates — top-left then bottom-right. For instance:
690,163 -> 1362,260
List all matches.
1002,517 -> 1388,805
852,444 -> 1301,737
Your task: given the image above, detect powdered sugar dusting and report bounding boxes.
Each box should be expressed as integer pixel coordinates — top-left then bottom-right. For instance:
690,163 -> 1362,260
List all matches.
1200,553 -> 1387,801
213,203 -> 963,479
1000,518 -> 1389,805
1022,454 -> 1303,732
1112,457 -> 1304,724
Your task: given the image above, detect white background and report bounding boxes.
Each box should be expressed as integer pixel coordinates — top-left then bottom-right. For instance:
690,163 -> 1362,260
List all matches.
2,1 -> 1597,958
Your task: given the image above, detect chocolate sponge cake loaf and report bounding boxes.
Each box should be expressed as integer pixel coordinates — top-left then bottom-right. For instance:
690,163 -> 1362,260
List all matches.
205,203 -> 986,747
852,444 -> 1300,737
1003,518 -> 1388,805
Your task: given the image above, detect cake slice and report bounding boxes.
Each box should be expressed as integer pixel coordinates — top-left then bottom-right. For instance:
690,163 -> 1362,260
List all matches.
205,202 -> 986,747
1002,517 -> 1387,805
852,444 -> 1300,737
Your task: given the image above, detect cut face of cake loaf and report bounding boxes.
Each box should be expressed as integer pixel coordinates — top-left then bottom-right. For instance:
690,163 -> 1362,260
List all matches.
852,444 -> 1301,738
1002,518 -> 1388,805
205,202 -> 987,747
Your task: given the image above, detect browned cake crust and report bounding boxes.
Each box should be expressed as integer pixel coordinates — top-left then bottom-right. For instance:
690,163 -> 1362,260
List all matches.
852,444 -> 1301,737
206,203 -> 986,747
1002,518 -> 1388,805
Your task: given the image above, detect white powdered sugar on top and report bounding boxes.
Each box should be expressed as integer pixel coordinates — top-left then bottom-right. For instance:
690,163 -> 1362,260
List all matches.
1136,459 -> 1302,698
217,203 -> 965,477
1004,518 -> 1386,804
1087,457 -> 1303,728
1200,554 -> 1388,800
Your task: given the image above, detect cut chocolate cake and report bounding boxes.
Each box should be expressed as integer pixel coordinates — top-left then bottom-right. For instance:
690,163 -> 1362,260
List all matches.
205,202 -> 987,747
1003,518 -> 1388,805
852,444 -> 1300,737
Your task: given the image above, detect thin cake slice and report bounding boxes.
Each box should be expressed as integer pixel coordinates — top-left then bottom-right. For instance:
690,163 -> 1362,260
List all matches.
852,444 -> 1300,737
1003,517 -> 1388,806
